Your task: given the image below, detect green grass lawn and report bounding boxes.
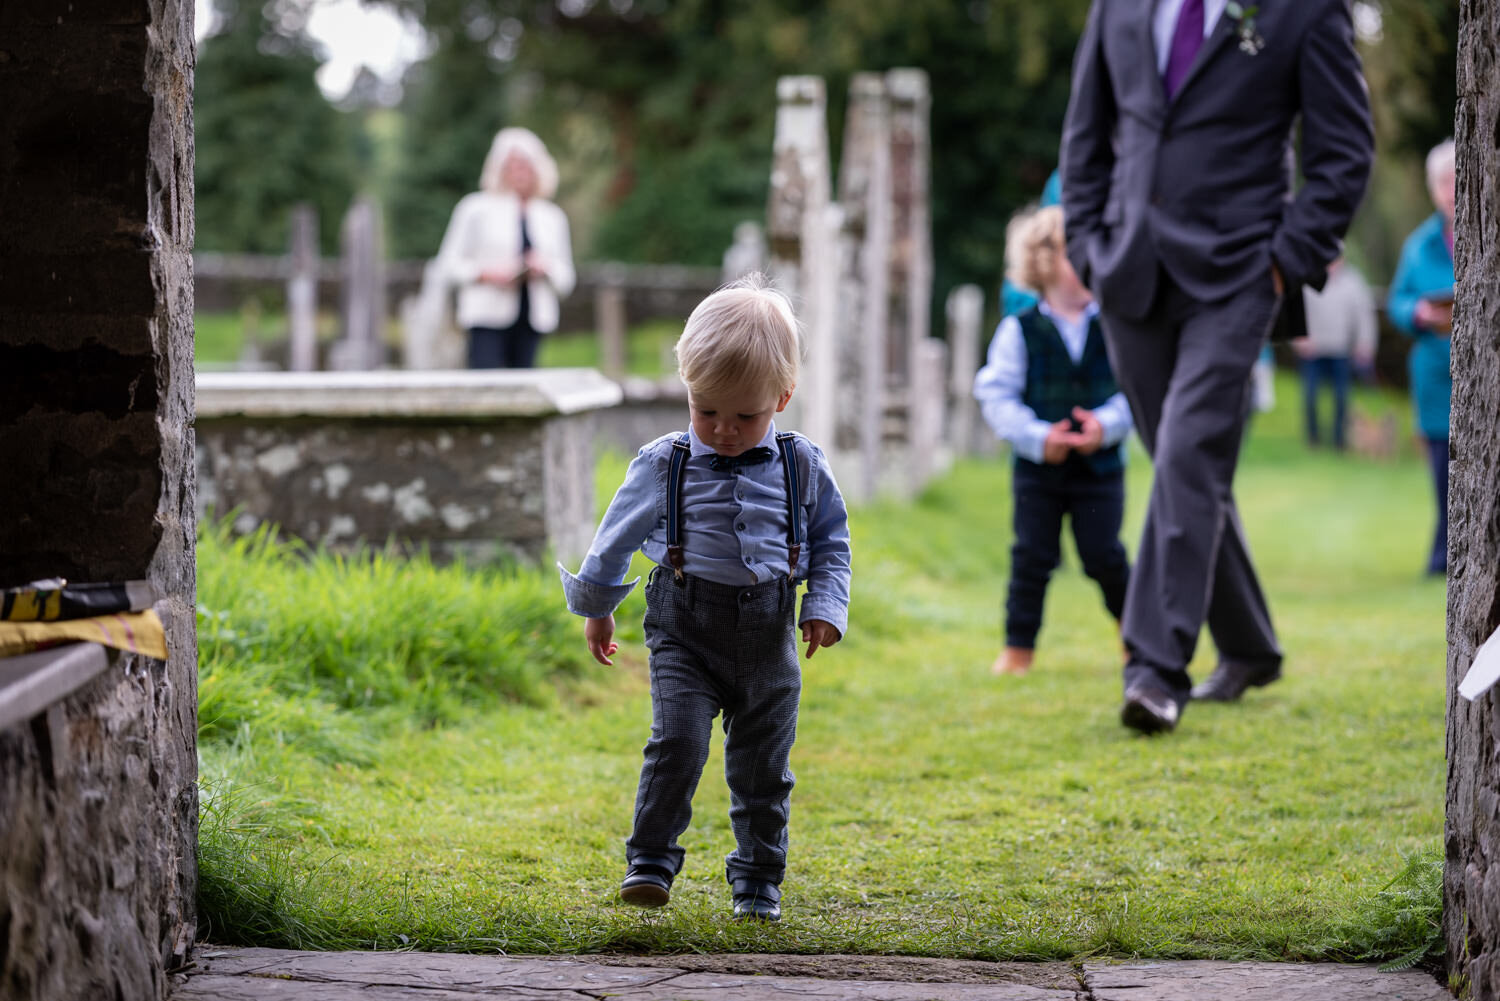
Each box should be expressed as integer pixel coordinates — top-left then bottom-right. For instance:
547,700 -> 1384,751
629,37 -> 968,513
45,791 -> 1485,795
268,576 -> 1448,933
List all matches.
197,371 -> 1444,965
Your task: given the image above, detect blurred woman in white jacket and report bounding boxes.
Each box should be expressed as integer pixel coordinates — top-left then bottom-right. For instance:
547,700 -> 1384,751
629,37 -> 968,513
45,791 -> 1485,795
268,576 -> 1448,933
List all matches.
436,128 -> 576,368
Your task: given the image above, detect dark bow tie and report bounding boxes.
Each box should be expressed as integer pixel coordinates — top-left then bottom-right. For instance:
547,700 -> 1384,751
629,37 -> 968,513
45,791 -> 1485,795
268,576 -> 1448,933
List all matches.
707,446 -> 775,472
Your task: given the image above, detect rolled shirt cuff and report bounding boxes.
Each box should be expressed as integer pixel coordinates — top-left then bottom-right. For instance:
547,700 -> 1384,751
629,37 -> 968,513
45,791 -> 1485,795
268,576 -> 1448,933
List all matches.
798,591 -> 848,639
557,562 -> 639,619
1015,420 -> 1053,464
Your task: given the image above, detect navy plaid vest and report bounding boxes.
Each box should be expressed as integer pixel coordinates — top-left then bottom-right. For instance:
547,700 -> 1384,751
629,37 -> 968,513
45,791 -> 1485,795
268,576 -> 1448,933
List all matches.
1017,307 -> 1124,476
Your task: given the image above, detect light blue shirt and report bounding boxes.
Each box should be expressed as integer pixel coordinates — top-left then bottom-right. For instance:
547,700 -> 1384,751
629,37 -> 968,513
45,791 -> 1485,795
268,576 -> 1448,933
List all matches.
558,423 -> 852,636
1153,0 -> 1231,74
971,301 -> 1133,464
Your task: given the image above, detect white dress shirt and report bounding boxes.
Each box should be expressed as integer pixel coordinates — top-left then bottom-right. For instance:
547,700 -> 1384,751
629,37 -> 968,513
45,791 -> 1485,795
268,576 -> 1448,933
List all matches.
1153,0 -> 1232,74
971,301 -> 1133,465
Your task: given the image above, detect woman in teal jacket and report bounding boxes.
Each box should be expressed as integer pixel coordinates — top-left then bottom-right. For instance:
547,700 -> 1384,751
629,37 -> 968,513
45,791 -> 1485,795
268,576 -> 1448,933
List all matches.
1386,139 -> 1455,576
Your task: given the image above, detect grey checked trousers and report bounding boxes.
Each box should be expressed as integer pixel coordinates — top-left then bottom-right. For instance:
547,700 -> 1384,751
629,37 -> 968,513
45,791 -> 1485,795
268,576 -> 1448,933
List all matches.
626,566 -> 802,886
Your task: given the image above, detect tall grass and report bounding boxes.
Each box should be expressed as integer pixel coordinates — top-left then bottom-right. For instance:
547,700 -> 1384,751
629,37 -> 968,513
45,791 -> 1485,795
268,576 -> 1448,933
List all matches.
197,520 -> 594,751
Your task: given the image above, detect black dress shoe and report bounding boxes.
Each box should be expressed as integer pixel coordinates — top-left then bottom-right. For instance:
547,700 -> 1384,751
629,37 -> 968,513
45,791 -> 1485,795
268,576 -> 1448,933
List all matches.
1121,685 -> 1180,734
620,863 -> 674,907
1190,659 -> 1281,702
730,878 -> 781,921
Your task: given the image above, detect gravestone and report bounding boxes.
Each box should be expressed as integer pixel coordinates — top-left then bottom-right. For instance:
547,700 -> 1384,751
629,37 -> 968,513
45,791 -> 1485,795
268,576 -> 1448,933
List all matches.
722,221 -> 767,284
946,284 -> 987,456
835,73 -> 894,502
768,75 -> 838,449
0,3 -> 198,999
287,203 -> 318,372
329,198 -> 386,371
885,69 -> 934,443
1445,0 -> 1500,993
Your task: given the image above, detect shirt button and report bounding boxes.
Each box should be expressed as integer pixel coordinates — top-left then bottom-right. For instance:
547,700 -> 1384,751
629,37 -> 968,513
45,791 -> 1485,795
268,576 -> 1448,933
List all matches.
744,556 -> 753,564
737,523 -> 747,531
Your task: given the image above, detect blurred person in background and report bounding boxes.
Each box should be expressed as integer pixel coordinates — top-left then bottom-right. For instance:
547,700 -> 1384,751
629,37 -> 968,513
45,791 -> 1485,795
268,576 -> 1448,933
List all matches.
1387,138 -> 1456,576
437,127 -> 576,369
1296,257 -> 1378,450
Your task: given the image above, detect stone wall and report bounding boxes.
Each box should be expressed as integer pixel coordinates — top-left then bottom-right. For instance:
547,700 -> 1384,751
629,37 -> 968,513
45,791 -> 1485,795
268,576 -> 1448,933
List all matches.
0,2 -> 198,999
1445,0 -> 1500,992
196,371 -> 622,566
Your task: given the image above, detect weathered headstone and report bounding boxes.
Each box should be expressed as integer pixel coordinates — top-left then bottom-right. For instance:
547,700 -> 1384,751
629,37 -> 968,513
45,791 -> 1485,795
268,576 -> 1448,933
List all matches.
596,262 -> 629,381
1445,0 -> 1500,992
946,284 -> 986,456
329,197 -> 386,371
0,3 -> 198,998
885,68 -> 934,436
835,73 -> 894,502
768,75 -> 837,448
400,259 -> 464,370
287,203 -> 318,371
722,221 -> 767,284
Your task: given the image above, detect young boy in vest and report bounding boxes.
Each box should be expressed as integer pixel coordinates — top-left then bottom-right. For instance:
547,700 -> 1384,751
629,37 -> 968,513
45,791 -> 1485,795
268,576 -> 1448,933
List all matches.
973,206 -> 1132,676
559,274 -> 852,922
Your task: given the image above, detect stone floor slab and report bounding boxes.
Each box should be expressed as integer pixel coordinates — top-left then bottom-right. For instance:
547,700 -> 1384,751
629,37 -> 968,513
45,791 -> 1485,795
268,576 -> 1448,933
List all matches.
1083,960 -> 1449,1000
175,948 -> 1078,1001
174,948 -> 1453,1001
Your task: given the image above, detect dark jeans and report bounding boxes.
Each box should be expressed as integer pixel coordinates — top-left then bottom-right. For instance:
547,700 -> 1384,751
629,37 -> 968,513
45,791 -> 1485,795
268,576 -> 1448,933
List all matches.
468,323 -> 540,368
1300,356 -> 1352,449
1425,436 -> 1449,575
1005,460 -> 1130,649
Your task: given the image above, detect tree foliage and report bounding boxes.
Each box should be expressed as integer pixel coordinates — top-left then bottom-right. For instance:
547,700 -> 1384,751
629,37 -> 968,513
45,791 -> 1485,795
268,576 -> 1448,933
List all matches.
194,0 -> 359,254
385,3 -> 510,259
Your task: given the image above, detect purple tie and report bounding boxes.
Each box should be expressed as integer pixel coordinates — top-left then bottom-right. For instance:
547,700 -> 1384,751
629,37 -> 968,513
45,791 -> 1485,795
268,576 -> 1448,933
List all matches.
1163,0 -> 1205,99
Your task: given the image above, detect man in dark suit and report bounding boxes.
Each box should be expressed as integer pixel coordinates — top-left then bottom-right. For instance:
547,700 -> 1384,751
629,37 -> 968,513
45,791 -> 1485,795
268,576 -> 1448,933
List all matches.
1060,0 -> 1373,732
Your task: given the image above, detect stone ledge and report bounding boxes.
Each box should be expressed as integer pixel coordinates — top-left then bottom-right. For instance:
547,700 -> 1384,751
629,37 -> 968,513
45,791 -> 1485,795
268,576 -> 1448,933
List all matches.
195,369 -> 623,419
0,642 -> 111,733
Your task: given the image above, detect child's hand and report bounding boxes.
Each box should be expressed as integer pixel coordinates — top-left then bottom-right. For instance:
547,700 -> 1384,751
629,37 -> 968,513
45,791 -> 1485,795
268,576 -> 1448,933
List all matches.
585,615 -> 619,666
1042,420 -> 1073,464
1067,407 -> 1105,455
801,619 -> 842,659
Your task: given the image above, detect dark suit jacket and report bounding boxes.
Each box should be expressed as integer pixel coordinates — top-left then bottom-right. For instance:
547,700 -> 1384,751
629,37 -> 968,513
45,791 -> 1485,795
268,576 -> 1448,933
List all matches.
1059,0 -> 1374,333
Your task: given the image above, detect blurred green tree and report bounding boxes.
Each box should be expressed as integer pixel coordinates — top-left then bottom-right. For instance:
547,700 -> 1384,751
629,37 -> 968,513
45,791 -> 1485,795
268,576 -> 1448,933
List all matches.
194,0 -> 360,254
386,2 -> 511,259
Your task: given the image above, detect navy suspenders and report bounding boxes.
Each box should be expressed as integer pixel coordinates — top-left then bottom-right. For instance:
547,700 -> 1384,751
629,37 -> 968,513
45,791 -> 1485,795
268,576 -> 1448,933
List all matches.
663,432 -> 805,581
774,431 -> 803,576
665,434 -> 692,576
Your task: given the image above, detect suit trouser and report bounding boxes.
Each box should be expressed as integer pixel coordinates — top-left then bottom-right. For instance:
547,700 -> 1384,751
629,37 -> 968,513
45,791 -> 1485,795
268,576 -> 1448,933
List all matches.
626,567 -> 801,886
1005,460 -> 1130,649
1099,273 -> 1283,708
1424,436 -> 1450,574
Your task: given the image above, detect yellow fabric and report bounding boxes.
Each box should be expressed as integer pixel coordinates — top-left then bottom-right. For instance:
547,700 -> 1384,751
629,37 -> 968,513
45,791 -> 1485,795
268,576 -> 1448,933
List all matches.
3,590 -> 62,622
0,610 -> 168,660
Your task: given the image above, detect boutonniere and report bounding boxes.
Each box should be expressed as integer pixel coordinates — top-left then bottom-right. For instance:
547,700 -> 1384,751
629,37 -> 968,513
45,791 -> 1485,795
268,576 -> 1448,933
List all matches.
1225,1 -> 1265,55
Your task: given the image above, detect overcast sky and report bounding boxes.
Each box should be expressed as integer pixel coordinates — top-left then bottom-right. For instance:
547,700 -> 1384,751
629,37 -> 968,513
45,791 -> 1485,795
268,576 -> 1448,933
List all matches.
195,0 -> 427,99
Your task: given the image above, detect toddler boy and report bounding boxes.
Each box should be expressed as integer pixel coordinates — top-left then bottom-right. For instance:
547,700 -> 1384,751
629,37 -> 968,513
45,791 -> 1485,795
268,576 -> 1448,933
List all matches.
559,274 -> 851,921
974,205 -> 1132,676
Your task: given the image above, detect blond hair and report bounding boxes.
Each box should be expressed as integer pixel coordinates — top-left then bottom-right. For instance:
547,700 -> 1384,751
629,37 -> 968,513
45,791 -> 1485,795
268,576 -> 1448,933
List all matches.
1004,205 -> 1065,293
675,274 -> 801,401
479,127 -> 559,199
